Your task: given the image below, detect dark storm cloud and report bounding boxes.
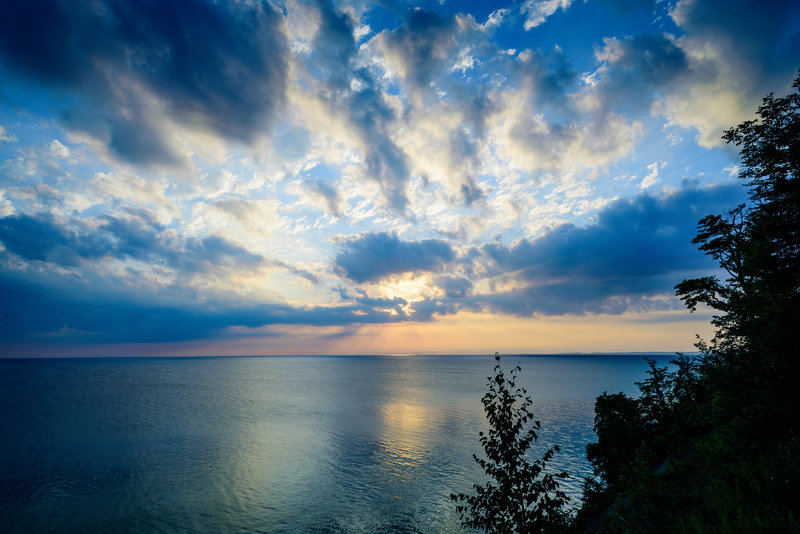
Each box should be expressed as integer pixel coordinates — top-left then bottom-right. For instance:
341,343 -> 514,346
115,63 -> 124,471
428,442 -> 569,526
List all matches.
0,216 -> 425,344
0,211 -> 263,273
334,232 -> 455,283
0,209 -> 323,289
612,34 -> 689,84
471,183 -> 746,315
406,298 -> 459,321
0,0 -> 289,166
0,212 -> 107,265
307,0 -> 412,212
0,271 -> 413,344
0,273 -> 231,343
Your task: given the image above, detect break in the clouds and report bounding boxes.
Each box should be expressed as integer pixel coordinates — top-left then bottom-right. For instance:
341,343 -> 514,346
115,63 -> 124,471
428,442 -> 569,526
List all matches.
0,0 -> 797,354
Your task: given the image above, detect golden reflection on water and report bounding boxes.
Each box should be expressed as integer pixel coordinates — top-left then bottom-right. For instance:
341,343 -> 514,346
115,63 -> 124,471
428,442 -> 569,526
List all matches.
377,402 -> 440,476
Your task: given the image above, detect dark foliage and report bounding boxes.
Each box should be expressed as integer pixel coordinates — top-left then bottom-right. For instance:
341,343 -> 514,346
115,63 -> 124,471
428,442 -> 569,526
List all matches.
452,354 -> 570,534
575,72 -> 800,532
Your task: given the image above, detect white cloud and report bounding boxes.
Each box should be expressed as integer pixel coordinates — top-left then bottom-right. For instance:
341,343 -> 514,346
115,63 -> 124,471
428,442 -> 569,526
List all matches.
481,8 -> 508,30
0,191 -> 15,216
522,0 -> 572,30
452,51 -> 476,73
194,198 -> 284,243
49,140 -> 70,158
397,102 -> 482,201
655,0 -> 800,147
653,53 -> 753,148
0,126 -> 17,143
640,162 -> 663,189
285,0 -> 321,55
489,87 -> 642,174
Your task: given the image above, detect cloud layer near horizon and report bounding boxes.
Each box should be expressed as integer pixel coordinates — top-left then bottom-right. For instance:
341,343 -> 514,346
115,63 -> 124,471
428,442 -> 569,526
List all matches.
0,182 -> 744,343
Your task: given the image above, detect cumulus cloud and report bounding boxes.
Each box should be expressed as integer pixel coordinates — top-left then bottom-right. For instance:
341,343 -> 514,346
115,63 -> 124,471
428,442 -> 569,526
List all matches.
490,94 -> 642,173
518,46 -> 577,107
662,0 -> 800,146
670,0 -> 799,77
373,10 -> 459,93
584,0 -> 800,147
334,232 -> 455,283
477,45 -> 646,176
591,33 -> 690,113
397,100 -> 488,207
435,276 -> 473,299
469,183 -> 746,315
90,171 -> 178,220
0,0 -> 289,166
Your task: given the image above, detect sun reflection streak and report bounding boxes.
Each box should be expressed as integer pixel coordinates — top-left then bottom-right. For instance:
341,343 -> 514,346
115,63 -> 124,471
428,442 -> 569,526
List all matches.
377,402 -> 434,475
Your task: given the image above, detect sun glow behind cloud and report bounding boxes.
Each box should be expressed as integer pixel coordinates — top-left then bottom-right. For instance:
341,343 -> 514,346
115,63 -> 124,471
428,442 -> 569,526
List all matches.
0,0 -> 797,356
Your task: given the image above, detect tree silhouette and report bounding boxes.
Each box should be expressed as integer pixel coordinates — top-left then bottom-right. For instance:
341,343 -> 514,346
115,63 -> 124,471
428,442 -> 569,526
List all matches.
451,354 -> 569,534
675,71 -> 800,433
576,71 -> 800,532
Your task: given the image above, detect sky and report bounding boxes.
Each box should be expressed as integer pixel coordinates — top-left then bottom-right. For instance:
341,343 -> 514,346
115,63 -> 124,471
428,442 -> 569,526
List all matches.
0,0 -> 798,357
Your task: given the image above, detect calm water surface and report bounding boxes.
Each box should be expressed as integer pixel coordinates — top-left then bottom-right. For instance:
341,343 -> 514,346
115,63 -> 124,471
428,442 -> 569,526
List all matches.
0,354 -> 665,533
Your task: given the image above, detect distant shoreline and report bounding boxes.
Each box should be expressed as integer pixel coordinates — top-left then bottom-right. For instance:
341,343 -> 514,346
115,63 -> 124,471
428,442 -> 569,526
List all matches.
0,351 -> 698,361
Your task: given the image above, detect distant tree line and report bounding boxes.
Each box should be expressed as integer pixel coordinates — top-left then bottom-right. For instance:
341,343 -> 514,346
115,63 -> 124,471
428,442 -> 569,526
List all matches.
454,72 -> 800,533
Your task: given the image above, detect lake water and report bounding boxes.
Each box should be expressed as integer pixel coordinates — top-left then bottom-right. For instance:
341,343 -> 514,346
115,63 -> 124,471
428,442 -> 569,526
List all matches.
0,354 -> 665,533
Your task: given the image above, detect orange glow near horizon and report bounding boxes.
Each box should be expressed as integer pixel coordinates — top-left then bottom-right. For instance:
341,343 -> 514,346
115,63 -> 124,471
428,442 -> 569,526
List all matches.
11,310 -> 716,357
